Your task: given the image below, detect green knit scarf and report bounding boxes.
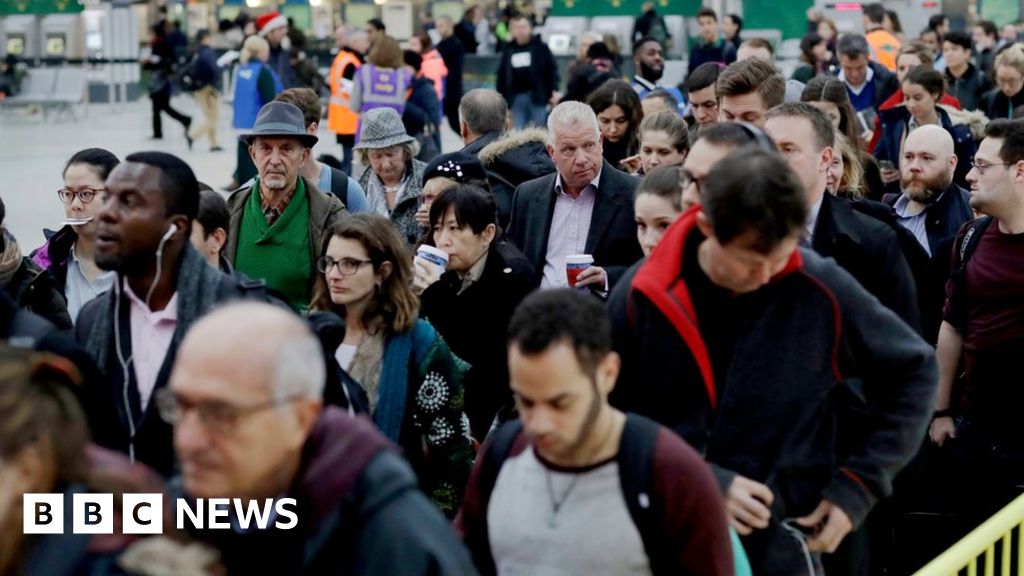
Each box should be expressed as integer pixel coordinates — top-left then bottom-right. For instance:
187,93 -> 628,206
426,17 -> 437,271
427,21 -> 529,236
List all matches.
235,178 -> 312,310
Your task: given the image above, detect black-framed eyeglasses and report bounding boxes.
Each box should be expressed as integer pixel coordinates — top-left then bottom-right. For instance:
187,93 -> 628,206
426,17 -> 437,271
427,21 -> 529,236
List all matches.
317,255 -> 373,275
970,161 -> 1013,175
57,188 -> 103,204
680,168 -> 707,194
154,388 -> 302,435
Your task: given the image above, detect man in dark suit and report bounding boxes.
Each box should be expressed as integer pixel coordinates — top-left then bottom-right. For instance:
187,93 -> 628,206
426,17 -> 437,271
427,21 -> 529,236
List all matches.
764,103 -> 920,331
506,101 -> 642,292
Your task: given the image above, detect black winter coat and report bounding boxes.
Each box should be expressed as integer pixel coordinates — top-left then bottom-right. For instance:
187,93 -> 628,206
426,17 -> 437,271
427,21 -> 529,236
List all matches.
470,128 -> 556,230
5,256 -> 72,329
980,86 -> 1024,120
812,193 -> 921,332
944,63 -> 992,111
419,242 -> 535,437
402,75 -> 441,138
883,183 -> 974,342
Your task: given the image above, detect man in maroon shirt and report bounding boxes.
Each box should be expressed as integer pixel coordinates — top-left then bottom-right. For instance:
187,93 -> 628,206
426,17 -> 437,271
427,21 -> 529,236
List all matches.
931,119 -> 1024,512
458,289 -> 735,576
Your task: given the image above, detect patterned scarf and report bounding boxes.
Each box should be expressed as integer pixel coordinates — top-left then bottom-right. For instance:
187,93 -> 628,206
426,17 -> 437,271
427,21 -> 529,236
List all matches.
364,169 -> 409,217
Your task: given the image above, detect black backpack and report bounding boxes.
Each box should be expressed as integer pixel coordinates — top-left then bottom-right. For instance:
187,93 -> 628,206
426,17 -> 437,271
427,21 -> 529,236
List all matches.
328,166 -> 351,208
471,413 -> 669,575
952,216 -> 993,275
176,54 -> 204,92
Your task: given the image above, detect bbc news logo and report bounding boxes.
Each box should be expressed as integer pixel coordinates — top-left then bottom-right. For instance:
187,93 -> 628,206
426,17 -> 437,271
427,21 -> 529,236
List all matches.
24,494 -> 298,534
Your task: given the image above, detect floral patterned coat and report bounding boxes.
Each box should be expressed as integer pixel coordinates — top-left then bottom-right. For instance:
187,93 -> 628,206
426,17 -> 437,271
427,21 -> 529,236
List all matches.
375,318 -> 473,517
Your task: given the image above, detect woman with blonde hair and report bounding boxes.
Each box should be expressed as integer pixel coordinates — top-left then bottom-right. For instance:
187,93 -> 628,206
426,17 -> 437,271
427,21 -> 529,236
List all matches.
981,43 -> 1024,120
829,132 -> 866,199
232,34 -> 282,185
310,213 -> 472,517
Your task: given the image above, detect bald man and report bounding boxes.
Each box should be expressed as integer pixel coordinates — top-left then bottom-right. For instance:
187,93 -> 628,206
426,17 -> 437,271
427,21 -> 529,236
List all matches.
888,125 -> 973,257
166,302 -> 477,575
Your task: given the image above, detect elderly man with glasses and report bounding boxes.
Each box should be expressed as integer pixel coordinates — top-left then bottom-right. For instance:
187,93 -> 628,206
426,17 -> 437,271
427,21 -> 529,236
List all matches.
164,302 -> 477,575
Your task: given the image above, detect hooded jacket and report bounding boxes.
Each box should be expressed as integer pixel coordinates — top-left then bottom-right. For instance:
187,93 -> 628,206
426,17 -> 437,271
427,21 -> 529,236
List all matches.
184,408 -> 479,575
473,128 -> 555,229
608,210 -> 936,573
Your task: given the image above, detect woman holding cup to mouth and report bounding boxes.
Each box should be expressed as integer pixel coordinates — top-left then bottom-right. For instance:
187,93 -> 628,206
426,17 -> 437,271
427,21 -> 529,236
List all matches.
412,152 -> 493,295
418,184 -> 535,437
31,148 -> 119,324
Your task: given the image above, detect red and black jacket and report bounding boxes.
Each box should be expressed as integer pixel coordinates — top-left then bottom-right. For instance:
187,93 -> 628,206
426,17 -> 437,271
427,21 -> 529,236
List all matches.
608,209 -> 936,534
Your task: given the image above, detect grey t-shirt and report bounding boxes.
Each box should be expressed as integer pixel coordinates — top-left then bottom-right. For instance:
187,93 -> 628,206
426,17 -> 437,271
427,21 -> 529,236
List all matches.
487,446 -> 652,576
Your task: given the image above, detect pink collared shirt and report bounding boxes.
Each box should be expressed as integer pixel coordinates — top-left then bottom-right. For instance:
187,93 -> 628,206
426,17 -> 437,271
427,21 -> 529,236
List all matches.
123,279 -> 178,410
540,171 -> 601,289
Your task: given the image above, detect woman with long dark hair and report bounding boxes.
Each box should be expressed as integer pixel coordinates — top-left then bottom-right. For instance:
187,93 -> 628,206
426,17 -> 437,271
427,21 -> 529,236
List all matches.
792,33 -> 829,83
587,79 -> 644,170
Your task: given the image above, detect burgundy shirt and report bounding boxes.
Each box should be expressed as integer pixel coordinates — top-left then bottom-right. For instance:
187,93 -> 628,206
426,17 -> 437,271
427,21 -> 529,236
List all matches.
943,222 -> 1024,430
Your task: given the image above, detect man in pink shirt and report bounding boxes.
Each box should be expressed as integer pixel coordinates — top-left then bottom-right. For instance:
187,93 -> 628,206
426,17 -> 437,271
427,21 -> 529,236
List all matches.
75,151 -> 275,476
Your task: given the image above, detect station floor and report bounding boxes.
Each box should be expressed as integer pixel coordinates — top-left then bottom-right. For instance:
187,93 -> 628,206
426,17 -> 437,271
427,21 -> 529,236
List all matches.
0,94 -> 464,249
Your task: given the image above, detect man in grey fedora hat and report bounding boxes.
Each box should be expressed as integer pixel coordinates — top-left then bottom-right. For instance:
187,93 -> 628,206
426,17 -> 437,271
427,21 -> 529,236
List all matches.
354,107 -> 428,245
225,101 -> 346,310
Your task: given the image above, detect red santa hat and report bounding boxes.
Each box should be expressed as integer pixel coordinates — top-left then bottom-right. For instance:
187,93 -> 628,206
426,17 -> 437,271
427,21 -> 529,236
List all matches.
256,11 -> 287,36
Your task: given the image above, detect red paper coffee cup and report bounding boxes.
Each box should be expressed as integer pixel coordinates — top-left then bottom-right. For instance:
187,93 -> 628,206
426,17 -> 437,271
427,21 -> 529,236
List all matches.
565,254 -> 594,287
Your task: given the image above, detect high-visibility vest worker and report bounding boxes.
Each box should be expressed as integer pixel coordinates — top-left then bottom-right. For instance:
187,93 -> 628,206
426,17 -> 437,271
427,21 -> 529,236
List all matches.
327,49 -> 361,136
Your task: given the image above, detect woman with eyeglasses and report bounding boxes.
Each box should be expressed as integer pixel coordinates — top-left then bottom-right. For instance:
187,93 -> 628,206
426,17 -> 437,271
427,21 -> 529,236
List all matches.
418,185 -> 534,438
31,149 -> 119,324
0,345 -> 215,575
981,43 -> 1024,120
310,213 -> 472,518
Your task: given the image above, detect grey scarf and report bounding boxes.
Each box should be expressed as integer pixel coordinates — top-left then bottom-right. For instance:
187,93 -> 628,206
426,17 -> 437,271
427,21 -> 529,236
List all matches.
83,245 -> 226,375
348,330 -> 386,413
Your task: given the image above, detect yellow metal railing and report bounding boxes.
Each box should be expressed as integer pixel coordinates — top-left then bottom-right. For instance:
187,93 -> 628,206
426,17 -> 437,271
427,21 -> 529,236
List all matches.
914,492 -> 1024,576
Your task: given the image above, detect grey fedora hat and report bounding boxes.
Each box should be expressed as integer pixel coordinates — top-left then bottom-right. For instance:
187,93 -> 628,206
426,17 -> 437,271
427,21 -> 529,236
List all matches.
240,101 -> 319,148
352,108 -> 416,150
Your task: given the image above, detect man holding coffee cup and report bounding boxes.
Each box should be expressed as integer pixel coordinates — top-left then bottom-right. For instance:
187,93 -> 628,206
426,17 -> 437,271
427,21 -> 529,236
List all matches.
506,101 -> 643,292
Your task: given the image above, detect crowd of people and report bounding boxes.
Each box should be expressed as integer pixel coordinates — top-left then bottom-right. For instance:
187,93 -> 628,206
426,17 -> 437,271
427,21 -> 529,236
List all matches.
3,2 -> 1024,575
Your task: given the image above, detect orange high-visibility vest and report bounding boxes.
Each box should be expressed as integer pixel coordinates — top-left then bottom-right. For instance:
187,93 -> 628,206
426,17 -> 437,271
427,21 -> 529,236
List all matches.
327,50 -> 361,136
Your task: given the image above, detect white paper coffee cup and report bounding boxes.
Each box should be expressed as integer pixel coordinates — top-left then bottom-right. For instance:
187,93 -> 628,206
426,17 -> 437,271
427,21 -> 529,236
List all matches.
416,245 -> 449,274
